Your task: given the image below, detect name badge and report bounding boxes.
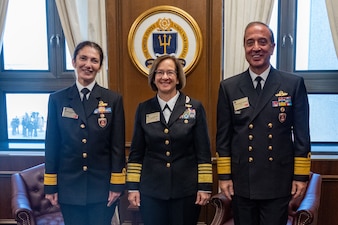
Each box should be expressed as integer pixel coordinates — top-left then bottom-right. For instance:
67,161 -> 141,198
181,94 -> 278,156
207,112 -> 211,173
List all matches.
233,97 -> 250,111
62,107 -> 78,119
146,112 -> 160,124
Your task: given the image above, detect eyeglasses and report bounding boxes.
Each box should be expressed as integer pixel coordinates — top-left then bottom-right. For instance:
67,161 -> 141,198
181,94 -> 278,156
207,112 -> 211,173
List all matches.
155,70 -> 177,77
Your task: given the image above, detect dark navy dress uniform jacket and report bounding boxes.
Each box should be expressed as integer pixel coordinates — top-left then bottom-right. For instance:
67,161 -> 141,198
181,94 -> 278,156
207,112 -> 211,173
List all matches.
44,83 -> 126,205
216,68 -> 311,200
127,92 -> 212,200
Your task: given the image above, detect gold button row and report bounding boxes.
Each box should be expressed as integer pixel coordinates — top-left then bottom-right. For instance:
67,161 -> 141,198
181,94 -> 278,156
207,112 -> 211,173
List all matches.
163,128 -> 172,168
248,134 -> 273,140
248,146 -> 273,151
248,157 -> 274,162
249,123 -> 273,129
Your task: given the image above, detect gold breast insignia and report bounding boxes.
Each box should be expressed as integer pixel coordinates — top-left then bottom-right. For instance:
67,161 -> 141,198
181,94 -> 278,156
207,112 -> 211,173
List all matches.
275,90 -> 288,97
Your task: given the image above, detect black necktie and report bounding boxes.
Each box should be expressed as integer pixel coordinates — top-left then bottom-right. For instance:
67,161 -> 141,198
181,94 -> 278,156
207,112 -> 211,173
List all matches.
255,76 -> 262,95
163,104 -> 172,112
81,88 -> 90,109
163,104 -> 171,123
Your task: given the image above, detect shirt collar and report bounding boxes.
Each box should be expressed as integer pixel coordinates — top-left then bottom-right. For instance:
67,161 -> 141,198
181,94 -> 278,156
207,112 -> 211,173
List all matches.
76,80 -> 96,93
249,65 -> 271,83
157,91 -> 180,111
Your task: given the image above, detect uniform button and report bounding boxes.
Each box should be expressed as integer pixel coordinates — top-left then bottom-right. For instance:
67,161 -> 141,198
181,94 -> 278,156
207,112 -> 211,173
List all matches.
83,166 -> 88,171
268,134 -> 273,139
248,135 -> 253,140
83,153 -> 87,158
248,124 -> 254,129
268,123 -> 273,128
82,139 -> 87,143
268,146 -> 273,150
269,157 -> 273,161
166,163 -> 171,168
248,157 -> 254,162
184,119 -> 188,124
248,146 -> 253,151
164,128 -> 169,134
166,151 -> 171,156
80,124 -> 86,128
165,140 -> 170,145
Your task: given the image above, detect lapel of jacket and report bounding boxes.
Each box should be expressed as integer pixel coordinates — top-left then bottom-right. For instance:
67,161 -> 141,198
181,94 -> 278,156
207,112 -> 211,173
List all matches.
86,83 -> 102,117
167,92 -> 186,126
68,84 -> 87,122
251,68 -> 281,121
68,83 -> 103,123
149,96 -> 166,125
238,70 -> 259,108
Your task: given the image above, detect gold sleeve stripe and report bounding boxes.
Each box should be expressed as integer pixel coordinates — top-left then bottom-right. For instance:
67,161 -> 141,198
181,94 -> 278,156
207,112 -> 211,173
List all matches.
217,156 -> 231,174
44,173 -> 57,185
198,163 -> 212,170
127,163 -> 142,183
198,163 -> 212,183
294,156 -> 311,175
198,174 -> 213,183
127,173 -> 141,182
110,168 -> 127,185
127,163 -> 142,170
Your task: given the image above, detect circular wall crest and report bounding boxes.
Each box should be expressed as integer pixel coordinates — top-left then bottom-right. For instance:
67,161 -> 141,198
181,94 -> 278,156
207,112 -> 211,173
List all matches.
128,5 -> 203,76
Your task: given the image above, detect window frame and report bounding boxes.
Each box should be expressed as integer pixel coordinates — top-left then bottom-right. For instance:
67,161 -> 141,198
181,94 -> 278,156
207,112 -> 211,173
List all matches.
0,0 -> 74,146
0,0 -> 74,81
276,0 -> 338,153
276,0 -> 338,94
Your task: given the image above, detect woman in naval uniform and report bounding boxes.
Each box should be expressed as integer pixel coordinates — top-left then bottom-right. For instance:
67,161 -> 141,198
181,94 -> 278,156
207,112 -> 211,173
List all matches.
127,55 -> 213,225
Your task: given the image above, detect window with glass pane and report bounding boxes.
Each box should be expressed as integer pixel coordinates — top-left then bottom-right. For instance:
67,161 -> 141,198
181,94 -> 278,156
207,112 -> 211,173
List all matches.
270,0 -> 338,146
0,0 -> 74,150
65,41 -> 73,70
3,0 -> 49,70
269,0 -> 278,68
296,0 -> 338,71
308,94 -> 338,143
6,93 -> 49,141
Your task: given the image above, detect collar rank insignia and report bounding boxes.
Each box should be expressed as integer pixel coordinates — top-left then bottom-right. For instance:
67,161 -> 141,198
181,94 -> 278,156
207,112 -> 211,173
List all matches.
185,96 -> 192,108
185,96 -> 191,103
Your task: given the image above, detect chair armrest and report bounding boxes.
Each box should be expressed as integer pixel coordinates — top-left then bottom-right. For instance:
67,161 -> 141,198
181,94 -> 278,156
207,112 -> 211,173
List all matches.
209,192 -> 233,225
291,173 -> 322,225
11,173 -> 35,225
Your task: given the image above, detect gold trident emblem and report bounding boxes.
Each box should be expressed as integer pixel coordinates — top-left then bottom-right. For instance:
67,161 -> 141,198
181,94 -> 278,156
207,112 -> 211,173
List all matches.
158,34 -> 172,54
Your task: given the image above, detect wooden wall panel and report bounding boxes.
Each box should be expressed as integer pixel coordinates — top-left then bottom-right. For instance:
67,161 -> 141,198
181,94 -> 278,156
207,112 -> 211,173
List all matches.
0,176 -> 12,221
317,177 -> 338,225
311,159 -> 338,225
